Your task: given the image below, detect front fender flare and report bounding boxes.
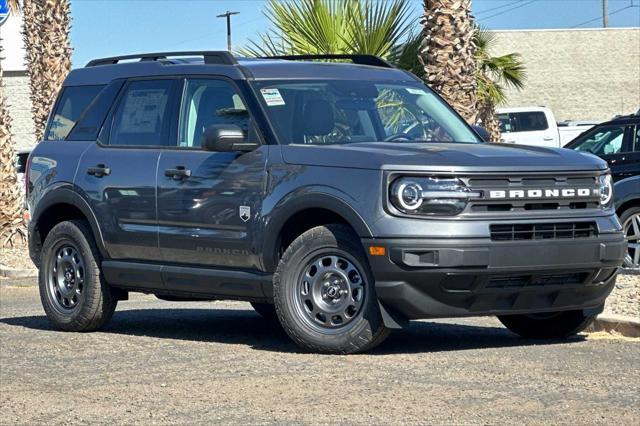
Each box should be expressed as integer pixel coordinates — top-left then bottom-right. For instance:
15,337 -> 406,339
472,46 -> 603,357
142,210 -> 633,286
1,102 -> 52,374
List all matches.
261,189 -> 373,271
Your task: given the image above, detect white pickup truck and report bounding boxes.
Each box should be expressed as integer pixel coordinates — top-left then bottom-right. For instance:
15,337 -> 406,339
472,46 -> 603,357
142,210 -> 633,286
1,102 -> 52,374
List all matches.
496,106 -> 596,148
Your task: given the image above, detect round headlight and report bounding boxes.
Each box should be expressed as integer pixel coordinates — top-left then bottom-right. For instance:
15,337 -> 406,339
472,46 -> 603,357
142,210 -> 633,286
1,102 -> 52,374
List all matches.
396,181 -> 423,211
599,174 -> 612,206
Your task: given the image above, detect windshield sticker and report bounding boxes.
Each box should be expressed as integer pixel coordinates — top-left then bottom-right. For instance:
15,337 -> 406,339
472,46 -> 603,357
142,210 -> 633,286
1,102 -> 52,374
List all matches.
260,88 -> 286,106
406,88 -> 427,95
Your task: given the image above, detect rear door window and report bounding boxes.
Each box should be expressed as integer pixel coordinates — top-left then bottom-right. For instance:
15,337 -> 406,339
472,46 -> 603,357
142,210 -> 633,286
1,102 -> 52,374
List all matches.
498,111 -> 549,133
107,79 -> 177,147
45,85 -> 104,140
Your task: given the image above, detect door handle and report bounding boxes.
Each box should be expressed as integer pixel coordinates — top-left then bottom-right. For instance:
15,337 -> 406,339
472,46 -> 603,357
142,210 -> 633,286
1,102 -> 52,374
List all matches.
164,166 -> 192,180
87,164 -> 111,177
543,136 -> 554,141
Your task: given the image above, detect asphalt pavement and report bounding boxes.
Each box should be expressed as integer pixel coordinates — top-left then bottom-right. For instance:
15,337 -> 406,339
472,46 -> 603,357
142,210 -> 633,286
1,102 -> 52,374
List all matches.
1,284 -> 638,424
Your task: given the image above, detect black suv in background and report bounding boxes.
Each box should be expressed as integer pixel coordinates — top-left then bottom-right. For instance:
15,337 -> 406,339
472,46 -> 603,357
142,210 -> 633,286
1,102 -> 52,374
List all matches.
26,52 -> 626,354
565,113 -> 640,269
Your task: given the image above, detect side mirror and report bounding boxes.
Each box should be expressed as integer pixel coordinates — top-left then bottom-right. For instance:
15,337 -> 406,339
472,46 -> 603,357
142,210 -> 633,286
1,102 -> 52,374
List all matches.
202,124 -> 258,152
471,125 -> 492,143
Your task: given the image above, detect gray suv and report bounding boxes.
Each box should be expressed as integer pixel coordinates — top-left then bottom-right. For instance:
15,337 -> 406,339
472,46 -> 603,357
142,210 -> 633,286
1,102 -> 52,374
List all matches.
26,52 -> 626,353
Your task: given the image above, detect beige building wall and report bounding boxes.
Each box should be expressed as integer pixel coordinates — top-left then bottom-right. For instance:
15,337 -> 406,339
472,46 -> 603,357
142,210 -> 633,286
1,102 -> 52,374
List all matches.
1,10 -> 36,150
3,72 -> 36,150
491,28 -> 640,123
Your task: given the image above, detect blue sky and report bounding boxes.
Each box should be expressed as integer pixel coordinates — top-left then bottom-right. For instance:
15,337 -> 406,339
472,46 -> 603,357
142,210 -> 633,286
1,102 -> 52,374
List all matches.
70,0 -> 640,67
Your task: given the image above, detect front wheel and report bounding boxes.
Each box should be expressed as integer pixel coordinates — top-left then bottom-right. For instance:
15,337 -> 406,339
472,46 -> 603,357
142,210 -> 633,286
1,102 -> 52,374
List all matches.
273,225 -> 389,354
498,310 -> 596,339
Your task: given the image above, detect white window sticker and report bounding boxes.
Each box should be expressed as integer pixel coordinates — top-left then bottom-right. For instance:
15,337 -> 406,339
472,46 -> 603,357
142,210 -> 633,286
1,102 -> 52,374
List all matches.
406,88 -> 427,95
260,88 -> 286,106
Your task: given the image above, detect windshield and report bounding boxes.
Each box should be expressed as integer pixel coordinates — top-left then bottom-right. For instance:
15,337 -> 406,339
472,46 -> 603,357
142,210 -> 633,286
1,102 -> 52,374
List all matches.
252,80 -> 480,145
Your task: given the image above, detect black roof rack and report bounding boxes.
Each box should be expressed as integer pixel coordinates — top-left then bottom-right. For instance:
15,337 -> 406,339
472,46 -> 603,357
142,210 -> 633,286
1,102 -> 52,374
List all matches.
260,54 -> 394,68
86,51 -> 238,67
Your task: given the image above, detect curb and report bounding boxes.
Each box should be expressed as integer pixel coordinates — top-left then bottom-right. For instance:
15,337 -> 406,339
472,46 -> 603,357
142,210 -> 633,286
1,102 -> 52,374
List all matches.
588,314 -> 640,338
0,264 -> 37,279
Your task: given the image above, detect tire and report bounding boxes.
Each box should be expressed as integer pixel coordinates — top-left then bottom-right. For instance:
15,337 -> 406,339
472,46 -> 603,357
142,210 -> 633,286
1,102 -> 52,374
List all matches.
273,224 -> 389,354
39,220 -> 117,331
619,206 -> 640,270
498,310 -> 596,339
250,302 -> 278,320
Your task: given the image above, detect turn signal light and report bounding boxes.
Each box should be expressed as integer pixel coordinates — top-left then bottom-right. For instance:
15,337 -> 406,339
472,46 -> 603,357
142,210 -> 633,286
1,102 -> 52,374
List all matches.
369,246 -> 386,256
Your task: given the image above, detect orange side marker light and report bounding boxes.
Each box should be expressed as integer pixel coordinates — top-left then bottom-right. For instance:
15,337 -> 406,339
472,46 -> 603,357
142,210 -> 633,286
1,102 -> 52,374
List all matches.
369,246 -> 386,256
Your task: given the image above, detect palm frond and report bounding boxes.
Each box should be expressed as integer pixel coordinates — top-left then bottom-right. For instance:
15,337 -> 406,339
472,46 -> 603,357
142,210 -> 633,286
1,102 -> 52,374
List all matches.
241,0 -> 414,59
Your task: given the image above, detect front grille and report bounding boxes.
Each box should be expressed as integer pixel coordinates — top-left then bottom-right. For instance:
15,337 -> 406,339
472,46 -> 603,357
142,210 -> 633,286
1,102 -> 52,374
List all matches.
490,222 -> 597,241
486,273 -> 587,289
463,174 -> 600,214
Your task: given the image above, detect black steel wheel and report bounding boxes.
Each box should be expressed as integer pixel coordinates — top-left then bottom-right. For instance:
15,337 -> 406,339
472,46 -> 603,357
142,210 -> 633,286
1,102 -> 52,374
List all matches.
498,310 -> 596,339
294,253 -> 365,331
274,224 -> 389,354
39,220 -> 117,331
46,243 -> 85,313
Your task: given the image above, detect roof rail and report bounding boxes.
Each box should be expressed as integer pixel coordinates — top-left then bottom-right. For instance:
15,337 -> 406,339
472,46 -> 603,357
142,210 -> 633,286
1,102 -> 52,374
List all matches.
86,51 -> 238,67
260,54 -> 394,68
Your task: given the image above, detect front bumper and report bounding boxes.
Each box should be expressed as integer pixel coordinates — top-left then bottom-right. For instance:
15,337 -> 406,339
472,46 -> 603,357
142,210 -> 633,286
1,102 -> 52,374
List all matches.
363,232 -> 626,326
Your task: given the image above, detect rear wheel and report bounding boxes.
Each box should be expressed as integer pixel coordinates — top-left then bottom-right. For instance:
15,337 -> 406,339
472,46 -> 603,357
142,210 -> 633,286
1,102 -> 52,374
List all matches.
498,310 -> 596,339
273,224 -> 389,354
39,220 -> 117,331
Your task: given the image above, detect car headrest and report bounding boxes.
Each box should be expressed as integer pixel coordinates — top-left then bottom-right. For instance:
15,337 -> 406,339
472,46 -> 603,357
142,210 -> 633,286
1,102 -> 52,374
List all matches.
302,99 -> 334,136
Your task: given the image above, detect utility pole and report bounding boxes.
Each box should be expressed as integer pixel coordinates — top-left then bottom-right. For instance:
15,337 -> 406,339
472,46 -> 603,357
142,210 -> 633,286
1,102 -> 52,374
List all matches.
602,0 -> 609,27
216,10 -> 239,51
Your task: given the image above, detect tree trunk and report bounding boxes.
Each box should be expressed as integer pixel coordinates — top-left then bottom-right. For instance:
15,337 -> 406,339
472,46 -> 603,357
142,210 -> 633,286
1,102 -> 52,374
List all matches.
420,0 -> 477,124
477,101 -> 502,142
0,46 -> 27,247
22,0 -> 72,142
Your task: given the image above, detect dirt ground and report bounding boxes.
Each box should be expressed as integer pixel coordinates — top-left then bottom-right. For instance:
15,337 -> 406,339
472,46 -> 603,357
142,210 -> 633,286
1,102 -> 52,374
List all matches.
1,284 -> 638,425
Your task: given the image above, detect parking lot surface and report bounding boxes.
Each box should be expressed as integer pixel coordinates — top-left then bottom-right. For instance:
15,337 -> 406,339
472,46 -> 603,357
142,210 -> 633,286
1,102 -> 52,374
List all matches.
1,284 -> 639,424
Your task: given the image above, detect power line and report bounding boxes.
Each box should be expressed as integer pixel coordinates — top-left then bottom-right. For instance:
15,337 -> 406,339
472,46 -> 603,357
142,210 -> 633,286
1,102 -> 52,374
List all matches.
571,4 -> 638,28
479,0 -> 537,21
475,0 -> 525,17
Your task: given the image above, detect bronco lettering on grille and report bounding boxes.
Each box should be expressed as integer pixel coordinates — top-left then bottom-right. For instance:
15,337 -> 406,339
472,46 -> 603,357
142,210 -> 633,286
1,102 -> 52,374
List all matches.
488,188 -> 594,199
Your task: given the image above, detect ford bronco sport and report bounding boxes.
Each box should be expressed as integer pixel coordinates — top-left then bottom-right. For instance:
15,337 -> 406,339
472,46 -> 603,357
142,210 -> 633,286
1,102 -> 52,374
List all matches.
26,52 -> 626,354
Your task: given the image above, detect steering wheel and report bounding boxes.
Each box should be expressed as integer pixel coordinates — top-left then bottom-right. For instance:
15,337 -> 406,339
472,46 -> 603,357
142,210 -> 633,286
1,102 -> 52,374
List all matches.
384,133 -> 415,142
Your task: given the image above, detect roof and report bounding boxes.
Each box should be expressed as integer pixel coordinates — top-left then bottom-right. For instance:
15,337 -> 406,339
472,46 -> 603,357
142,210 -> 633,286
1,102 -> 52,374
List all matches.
609,113 -> 640,123
63,52 -> 414,86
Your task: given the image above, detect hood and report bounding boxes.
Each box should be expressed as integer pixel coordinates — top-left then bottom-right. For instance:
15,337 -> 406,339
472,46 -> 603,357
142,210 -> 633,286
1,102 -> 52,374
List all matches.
280,142 -> 608,173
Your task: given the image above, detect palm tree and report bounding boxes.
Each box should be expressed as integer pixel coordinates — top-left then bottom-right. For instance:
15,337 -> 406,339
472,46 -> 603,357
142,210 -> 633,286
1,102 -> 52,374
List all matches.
241,0 -> 414,60
474,27 -> 526,142
22,0 -> 72,141
419,0 -> 478,124
0,0 -> 26,247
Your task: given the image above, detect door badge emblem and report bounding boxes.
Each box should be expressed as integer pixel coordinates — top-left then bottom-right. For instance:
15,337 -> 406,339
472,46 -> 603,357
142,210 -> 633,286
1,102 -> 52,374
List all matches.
239,206 -> 251,222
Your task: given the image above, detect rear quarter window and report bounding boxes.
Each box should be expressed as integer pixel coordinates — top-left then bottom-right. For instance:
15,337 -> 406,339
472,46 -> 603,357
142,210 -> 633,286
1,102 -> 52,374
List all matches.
45,85 -> 104,140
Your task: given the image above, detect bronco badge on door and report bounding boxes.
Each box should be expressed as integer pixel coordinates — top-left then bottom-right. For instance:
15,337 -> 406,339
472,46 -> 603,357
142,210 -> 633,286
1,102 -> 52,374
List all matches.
239,206 -> 250,222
